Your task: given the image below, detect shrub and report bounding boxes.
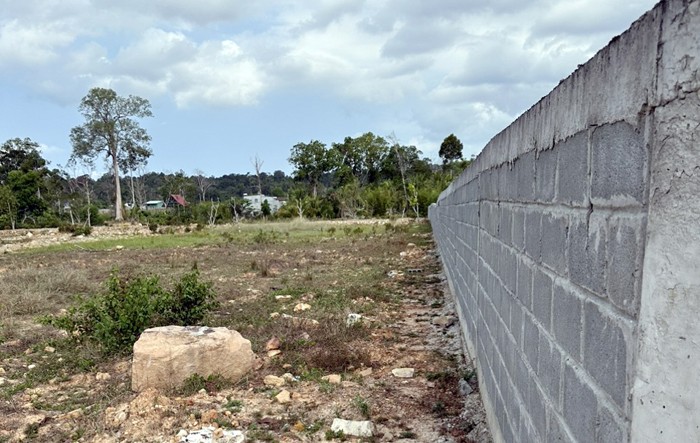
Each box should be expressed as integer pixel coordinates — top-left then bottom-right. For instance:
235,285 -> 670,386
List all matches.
58,223 -> 92,236
41,267 -> 219,354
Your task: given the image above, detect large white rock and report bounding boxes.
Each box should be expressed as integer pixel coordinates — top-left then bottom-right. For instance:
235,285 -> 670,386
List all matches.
331,419 -> 375,438
131,326 -> 255,392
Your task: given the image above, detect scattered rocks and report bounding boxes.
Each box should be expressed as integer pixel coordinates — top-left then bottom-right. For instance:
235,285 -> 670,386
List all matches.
331,418 -> 375,437
178,427 -> 245,443
263,375 -> 286,387
293,303 -> 311,312
131,326 -> 255,392
275,390 -> 291,404
321,374 -> 342,384
391,368 -> 415,378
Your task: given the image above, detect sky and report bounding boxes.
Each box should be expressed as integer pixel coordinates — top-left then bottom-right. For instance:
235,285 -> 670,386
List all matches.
0,0 -> 659,177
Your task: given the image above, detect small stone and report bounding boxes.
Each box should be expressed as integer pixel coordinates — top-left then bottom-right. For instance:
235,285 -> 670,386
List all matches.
264,375 -> 286,387
0,367 -> 5,375
391,368 -> 415,378
267,350 -> 282,358
67,408 -> 84,419
407,243 -> 416,248
27,364 -> 36,370
24,349 -> 32,355
0,377 -> 5,386
358,368 -> 373,377
321,374 -> 342,384
432,316 -> 455,328
95,372 -> 111,381
266,337 -> 281,351
459,379 -> 473,396
177,429 -> 188,437
293,303 -> 311,312
44,346 -> 55,353
275,295 -> 292,300
331,418 -> 375,437
293,421 -> 305,432
275,389 -> 291,404
270,312 -> 280,318
346,313 -> 362,326
281,373 -> 297,383
115,245 -> 124,250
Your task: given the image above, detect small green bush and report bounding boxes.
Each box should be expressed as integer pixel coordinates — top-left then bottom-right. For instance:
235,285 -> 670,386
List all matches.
58,223 -> 92,236
41,267 -> 219,354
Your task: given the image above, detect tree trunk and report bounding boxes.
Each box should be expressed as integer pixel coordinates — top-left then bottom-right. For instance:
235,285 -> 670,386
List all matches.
112,149 -> 123,221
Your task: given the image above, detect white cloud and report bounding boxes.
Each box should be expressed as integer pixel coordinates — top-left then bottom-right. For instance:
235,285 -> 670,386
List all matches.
0,20 -> 76,68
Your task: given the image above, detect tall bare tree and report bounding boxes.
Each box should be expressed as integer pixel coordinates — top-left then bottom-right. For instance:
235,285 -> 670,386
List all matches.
251,155 -> 263,196
70,87 -> 153,221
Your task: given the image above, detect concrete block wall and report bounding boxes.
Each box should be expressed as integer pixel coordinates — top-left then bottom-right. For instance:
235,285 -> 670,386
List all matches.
429,1 -> 700,442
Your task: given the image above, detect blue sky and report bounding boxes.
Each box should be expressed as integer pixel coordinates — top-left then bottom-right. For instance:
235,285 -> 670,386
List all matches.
0,0 -> 659,177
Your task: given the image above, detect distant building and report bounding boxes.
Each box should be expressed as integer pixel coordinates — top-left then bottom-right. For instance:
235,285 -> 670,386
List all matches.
166,194 -> 188,208
143,200 -> 166,210
243,194 -> 284,214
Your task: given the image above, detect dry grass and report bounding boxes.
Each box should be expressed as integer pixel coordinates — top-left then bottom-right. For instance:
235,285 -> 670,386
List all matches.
0,219 -> 480,442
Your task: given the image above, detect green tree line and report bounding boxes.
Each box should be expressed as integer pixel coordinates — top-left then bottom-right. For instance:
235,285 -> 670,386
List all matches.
0,88 -> 471,230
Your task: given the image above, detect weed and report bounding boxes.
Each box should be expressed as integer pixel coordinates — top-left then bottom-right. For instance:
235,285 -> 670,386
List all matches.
325,429 -> 346,441
41,266 -> 218,354
179,373 -> 231,395
353,395 -> 371,418
224,398 -> 243,413
24,423 -> 39,439
252,229 -> 279,245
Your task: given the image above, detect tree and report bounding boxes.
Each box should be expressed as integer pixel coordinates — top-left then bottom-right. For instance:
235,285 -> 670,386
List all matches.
193,169 -> 212,203
260,199 -> 271,218
1,138 -> 53,224
251,155 -> 264,197
289,140 -> 333,197
439,133 -> 463,165
0,185 -> 18,229
70,87 -> 153,221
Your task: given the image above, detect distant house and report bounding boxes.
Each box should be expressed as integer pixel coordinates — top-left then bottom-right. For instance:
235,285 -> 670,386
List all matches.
243,194 -> 284,214
166,194 -> 188,208
143,200 -> 166,210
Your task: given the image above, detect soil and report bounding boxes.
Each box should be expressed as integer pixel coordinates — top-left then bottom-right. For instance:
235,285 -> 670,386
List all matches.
0,221 -> 492,442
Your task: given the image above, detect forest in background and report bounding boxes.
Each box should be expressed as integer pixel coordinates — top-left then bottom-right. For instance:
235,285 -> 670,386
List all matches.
0,89 -> 471,230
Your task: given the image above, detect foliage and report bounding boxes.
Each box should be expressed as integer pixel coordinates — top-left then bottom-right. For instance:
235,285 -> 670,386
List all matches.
289,140 -> 334,197
70,87 -> 153,221
439,133 -> 463,165
41,267 -> 218,354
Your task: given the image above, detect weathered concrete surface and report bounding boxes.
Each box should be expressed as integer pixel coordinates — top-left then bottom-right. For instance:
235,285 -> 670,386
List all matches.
429,0 -> 700,441
631,1 -> 700,441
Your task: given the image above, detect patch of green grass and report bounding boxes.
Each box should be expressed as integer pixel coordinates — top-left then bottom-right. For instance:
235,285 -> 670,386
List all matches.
178,373 -> 232,395
224,398 -> 243,413
325,429 -> 347,441
353,395 -> 371,418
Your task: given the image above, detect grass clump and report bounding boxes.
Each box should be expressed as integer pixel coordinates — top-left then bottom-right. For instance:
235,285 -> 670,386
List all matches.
179,373 -> 231,395
41,265 -> 218,354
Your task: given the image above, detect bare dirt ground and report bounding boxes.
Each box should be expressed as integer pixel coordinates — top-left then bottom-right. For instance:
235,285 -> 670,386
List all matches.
0,220 -> 491,442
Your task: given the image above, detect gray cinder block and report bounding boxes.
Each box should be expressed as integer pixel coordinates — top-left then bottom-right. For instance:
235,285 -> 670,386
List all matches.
591,122 -> 646,207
